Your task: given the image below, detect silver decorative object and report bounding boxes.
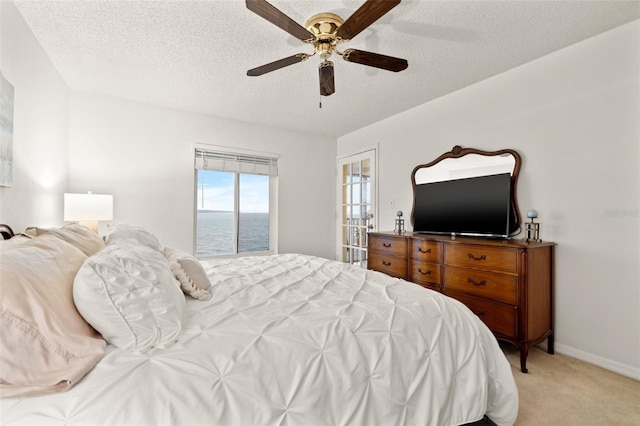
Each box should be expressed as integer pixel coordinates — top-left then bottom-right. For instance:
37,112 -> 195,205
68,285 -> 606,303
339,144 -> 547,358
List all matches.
525,209 -> 541,242
394,210 -> 405,234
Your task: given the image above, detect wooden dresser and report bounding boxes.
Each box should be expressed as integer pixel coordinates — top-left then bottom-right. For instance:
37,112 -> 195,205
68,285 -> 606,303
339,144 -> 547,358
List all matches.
368,231 -> 555,373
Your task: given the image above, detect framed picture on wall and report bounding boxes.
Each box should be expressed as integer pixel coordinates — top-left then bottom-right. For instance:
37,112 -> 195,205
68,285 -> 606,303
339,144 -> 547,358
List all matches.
0,71 -> 14,187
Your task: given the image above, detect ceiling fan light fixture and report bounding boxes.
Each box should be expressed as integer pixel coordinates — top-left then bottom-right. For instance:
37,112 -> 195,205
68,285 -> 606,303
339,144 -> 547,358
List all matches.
316,42 -> 334,59
319,60 -> 335,96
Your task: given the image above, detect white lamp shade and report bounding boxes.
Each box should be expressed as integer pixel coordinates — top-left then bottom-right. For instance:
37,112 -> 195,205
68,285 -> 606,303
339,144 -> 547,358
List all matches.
64,193 -> 113,221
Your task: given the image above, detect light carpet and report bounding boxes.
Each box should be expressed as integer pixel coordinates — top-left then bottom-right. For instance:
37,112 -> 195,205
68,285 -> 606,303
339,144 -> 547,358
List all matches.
503,345 -> 640,425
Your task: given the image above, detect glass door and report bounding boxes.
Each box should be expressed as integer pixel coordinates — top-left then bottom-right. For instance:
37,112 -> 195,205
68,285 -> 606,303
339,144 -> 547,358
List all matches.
337,150 -> 376,267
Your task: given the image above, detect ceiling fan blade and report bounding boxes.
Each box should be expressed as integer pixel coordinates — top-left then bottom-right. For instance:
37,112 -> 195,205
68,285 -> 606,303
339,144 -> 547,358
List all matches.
246,0 -> 314,41
336,0 -> 401,41
319,61 -> 335,96
342,49 -> 408,72
247,54 -> 309,76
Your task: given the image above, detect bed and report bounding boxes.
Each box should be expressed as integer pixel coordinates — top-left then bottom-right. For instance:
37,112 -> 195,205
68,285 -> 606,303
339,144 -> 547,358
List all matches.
0,223 -> 518,425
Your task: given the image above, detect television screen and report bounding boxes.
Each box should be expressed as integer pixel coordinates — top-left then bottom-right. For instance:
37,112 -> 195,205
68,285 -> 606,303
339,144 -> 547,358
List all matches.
413,172 -> 514,238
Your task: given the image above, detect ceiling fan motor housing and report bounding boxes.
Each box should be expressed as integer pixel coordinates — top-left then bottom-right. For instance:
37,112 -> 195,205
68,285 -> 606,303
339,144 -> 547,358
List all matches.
305,13 -> 344,39
245,0 -> 407,96
306,13 -> 344,59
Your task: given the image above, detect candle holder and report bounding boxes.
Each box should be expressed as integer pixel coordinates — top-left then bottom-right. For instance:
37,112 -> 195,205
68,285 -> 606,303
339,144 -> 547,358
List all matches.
394,210 -> 405,234
525,209 -> 541,243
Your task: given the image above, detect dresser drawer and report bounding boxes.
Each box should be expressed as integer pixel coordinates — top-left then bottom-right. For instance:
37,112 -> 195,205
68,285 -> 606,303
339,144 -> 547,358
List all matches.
369,234 -> 407,257
445,244 -> 518,273
410,261 -> 441,287
445,291 -> 517,339
409,239 -> 441,262
368,252 -> 407,279
444,266 -> 517,304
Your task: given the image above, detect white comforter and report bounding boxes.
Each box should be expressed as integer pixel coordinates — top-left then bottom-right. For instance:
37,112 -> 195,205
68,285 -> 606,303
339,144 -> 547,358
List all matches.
1,254 -> 517,425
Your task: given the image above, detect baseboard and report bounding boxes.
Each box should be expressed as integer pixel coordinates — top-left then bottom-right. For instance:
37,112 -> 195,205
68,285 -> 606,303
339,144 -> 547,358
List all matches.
554,343 -> 640,380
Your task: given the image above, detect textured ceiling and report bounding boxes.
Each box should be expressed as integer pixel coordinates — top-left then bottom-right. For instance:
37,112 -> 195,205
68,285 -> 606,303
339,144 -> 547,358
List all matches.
14,0 -> 640,138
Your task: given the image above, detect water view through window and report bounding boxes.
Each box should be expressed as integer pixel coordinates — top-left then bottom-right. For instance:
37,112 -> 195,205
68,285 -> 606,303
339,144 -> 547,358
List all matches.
196,170 -> 270,256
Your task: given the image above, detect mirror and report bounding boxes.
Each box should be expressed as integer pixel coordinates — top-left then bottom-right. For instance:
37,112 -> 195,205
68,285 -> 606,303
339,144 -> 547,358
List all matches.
410,145 -> 522,231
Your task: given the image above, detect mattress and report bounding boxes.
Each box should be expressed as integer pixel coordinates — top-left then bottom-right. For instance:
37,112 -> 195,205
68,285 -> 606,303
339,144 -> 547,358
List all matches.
1,253 -> 518,425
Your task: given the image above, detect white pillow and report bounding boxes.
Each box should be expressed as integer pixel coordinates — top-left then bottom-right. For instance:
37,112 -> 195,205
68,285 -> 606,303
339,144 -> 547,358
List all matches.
105,223 -> 163,252
73,242 -> 185,352
164,247 -> 212,301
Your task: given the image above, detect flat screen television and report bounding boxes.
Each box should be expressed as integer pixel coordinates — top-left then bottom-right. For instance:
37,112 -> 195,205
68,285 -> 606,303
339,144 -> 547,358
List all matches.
412,172 -> 515,238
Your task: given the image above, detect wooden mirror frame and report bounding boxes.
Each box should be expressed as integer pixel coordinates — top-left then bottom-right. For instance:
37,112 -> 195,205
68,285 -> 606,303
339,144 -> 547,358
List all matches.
410,145 -> 522,232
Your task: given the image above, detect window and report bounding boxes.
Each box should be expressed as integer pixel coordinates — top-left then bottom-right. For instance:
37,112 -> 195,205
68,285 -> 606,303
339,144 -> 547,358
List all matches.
194,147 -> 278,257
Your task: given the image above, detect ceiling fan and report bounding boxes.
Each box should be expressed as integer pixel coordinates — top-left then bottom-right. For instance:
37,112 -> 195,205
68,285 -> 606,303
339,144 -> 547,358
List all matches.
245,0 -> 408,97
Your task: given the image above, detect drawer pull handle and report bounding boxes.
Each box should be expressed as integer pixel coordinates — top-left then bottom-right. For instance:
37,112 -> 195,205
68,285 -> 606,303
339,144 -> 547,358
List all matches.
468,278 -> 486,286
382,261 -> 391,266
467,254 -> 487,261
475,310 -> 486,317
418,268 -> 431,275
418,247 -> 431,254
383,243 -> 392,248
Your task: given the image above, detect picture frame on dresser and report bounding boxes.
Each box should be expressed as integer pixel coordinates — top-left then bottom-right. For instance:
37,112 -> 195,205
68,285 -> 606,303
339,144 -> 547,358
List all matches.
367,146 -> 555,373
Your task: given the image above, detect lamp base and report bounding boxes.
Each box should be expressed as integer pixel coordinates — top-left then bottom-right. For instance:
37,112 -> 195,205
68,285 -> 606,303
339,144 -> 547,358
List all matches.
525,221 -> 541,243
78,221 -> 99,234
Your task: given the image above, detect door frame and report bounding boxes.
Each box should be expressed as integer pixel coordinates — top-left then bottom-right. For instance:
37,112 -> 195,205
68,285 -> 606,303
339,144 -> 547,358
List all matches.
336,147 -> 378,263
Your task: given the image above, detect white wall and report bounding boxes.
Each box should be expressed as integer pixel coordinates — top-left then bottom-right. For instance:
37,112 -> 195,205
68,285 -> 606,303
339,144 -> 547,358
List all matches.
0,1 -> 69,229
339,21 -> 640,378
1,0 -> 336,258
68,93 -> 336,258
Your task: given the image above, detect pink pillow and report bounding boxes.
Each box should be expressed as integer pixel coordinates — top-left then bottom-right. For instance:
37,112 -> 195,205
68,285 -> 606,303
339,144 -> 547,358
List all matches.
37,223 -> 105,256
0,234 -> 106,397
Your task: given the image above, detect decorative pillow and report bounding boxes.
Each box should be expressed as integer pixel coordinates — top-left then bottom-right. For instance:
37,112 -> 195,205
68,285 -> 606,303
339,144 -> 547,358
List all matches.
73,242 -> 185,352
105,223 -> 163,252
22,227 -> 38,238
0,234 -> 106,398
164,247 -> 212,301
37,223 -> 105,256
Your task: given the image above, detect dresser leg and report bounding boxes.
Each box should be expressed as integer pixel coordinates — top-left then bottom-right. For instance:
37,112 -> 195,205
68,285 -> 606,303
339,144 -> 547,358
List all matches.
520,345 -> 529,373
547,334 -> 555,354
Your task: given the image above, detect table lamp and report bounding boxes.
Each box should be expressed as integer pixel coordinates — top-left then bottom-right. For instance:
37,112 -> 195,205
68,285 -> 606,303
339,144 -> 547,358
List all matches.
394,210 -> 405,234
525,209 -> 541,243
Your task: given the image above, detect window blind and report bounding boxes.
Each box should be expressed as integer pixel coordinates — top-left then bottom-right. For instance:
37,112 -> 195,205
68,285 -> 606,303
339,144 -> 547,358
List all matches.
194,148 -> 278,176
